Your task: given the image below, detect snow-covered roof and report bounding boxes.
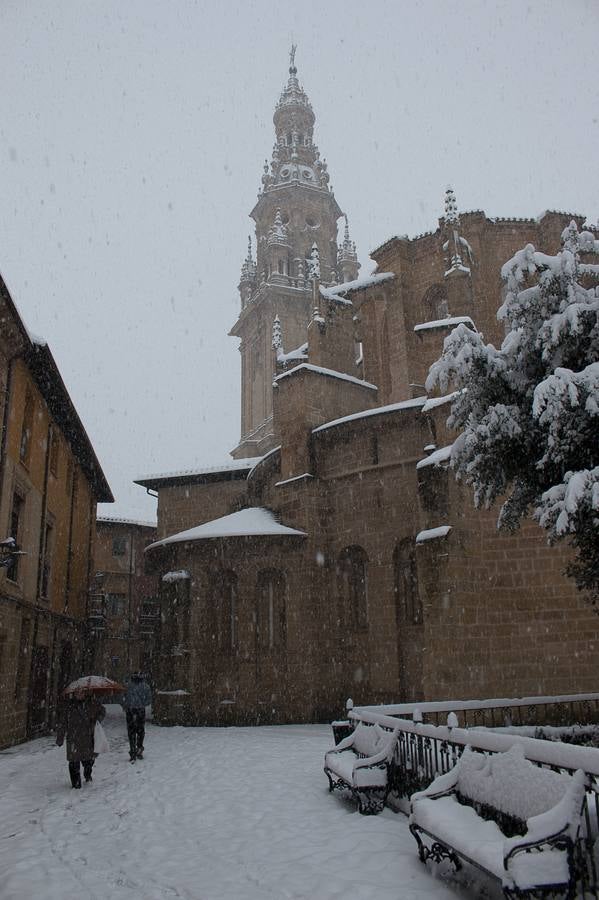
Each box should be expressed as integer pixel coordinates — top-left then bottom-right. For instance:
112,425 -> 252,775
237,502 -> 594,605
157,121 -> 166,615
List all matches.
146,507 -> 306,550
416,525 -> 452,543
414,316 -> 475,333
313,396 -> 427,435
136,458 -> 262,487
273,363 -> 377,391
416,445 -> 453,470
97,516 -> 157,529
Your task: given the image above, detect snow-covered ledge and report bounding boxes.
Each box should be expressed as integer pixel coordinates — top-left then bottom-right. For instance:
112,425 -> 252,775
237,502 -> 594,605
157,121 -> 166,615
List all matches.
416,525 -> 452,543
162,570 -> 191,583
414,316 -> 475,333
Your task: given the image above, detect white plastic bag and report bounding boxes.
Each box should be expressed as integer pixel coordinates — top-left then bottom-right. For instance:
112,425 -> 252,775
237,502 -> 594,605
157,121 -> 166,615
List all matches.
94,721 -> 109,754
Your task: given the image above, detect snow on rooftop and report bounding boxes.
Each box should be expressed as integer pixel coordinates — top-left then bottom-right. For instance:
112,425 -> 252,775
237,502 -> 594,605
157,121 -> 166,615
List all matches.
273,363 -> 377,391
313,396 -> 427,434
416,445 -> 453,470
147,507 -> 306,550
414,316 -> 475,333
416,525 -> 452,543
137,457 -> 262,483
97,516 -> 157,528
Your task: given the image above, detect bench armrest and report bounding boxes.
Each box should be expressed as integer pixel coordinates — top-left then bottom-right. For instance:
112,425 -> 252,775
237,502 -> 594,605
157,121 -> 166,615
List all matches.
503,769 -> 587,866
326,731 -> 358,755
411,765 -> 460,805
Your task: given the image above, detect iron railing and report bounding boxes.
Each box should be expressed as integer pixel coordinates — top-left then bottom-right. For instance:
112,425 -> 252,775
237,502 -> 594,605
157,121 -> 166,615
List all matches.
348,698 -> 599,897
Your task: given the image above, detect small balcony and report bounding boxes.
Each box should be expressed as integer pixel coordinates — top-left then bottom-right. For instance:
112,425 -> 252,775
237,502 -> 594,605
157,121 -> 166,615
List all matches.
139,603 -> 160,638
88,594 -> 106,633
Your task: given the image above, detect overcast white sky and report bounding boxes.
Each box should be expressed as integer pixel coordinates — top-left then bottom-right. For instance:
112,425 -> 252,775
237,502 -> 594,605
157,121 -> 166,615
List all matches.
0,0 -> 597,520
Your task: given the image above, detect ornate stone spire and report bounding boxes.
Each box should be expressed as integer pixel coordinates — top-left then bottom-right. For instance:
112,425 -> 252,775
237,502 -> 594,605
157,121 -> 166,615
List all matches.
444,186 -> 459,225
267,208 -> 289,246
443,186 -> 473,275
272,314 -> 282,351
259,48 -> 332,195
308,242 -> 320,280
238,236 -> 257,307
337,214 -> 360,283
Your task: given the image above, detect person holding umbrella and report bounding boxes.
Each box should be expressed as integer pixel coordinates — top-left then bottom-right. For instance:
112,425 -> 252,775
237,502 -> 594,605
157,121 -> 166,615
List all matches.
56,676 -> 123,788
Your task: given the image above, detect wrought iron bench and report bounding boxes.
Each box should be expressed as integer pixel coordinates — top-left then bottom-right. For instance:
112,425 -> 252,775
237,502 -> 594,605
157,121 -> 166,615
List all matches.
324,721 -> 400,814
409,743 -> 588,898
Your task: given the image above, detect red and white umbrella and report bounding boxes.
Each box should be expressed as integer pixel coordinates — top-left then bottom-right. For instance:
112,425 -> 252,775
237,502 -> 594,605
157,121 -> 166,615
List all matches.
63,675 -> 125,696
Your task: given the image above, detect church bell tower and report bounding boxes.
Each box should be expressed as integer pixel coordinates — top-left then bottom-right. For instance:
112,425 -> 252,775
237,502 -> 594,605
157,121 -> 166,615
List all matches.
230,48 -> 359,459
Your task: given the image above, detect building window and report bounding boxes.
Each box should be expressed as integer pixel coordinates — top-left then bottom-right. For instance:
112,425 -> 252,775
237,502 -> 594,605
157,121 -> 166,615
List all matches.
209,569 -> 238,653
337,546 -> 369,631
112,536 -> 127,557
7,492 -> 24,582
49,430 -> 59,477
19,390 -> 34,466
256,569 -> 286,651
394,539 -> 421,625
106,593 -> 126,617
422,283 -> 449,321
41,519 -> 54,599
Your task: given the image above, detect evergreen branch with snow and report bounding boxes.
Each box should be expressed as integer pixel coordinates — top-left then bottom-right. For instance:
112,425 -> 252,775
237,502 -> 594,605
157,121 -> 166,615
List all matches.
427,221 -> 599,604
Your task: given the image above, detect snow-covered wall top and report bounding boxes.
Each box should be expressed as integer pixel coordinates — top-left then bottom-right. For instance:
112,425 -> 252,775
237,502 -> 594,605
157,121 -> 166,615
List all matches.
273,363 -> 377,391
324,272 -> 395,297
416,445 -> 453,470
414,316 -> 475,333
313,396 -> 427,435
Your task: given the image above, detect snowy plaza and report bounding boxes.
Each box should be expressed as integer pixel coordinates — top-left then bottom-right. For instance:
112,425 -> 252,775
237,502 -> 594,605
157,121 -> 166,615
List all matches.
0,705 -> 489,900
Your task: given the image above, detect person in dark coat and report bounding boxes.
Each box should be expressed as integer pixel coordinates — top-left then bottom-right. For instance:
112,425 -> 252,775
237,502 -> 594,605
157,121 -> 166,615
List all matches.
121,672 -> 152,761
56,691 -> 106,788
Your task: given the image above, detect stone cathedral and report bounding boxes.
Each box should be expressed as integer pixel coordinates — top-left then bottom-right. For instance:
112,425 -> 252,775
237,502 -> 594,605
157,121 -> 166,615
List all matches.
138,53 -> 599,726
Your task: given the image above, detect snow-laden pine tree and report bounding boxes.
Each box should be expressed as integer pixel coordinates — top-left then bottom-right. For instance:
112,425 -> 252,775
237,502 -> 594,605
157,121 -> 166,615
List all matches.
426,221 -> 599,602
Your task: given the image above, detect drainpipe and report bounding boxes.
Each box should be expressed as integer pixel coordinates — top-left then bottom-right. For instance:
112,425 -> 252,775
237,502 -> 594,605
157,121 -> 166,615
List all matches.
127,526 -> 134,672
27,417 -> 52,736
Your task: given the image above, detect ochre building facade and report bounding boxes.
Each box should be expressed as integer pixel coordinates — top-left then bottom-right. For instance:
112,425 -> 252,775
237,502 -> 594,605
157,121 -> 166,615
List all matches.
139,58 -> 599,726
0,277 -> 112,749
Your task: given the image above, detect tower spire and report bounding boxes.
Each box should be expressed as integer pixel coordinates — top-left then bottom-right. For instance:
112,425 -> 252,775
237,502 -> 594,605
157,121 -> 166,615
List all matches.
443,186 -> 472,275
337,214 -> 360,283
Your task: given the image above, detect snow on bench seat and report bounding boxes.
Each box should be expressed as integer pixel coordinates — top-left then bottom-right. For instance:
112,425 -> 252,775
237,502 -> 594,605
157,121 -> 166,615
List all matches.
324,721 -> 400,814
409,744 -> 587,895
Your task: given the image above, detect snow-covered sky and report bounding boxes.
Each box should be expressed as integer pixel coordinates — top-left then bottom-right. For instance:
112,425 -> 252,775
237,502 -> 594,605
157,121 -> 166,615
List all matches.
0,0 -> 597,520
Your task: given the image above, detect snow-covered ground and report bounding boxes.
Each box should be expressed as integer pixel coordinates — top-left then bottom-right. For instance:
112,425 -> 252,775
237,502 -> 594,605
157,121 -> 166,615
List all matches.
1,706 -> 500,900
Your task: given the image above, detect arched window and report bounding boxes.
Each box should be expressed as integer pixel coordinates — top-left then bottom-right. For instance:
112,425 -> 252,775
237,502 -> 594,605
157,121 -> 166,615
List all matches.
209,569 -> 238,652
337,546 -> 368,630
394,540 -> 421,624
422,283 -> 449,321
256,569 -> 286,651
